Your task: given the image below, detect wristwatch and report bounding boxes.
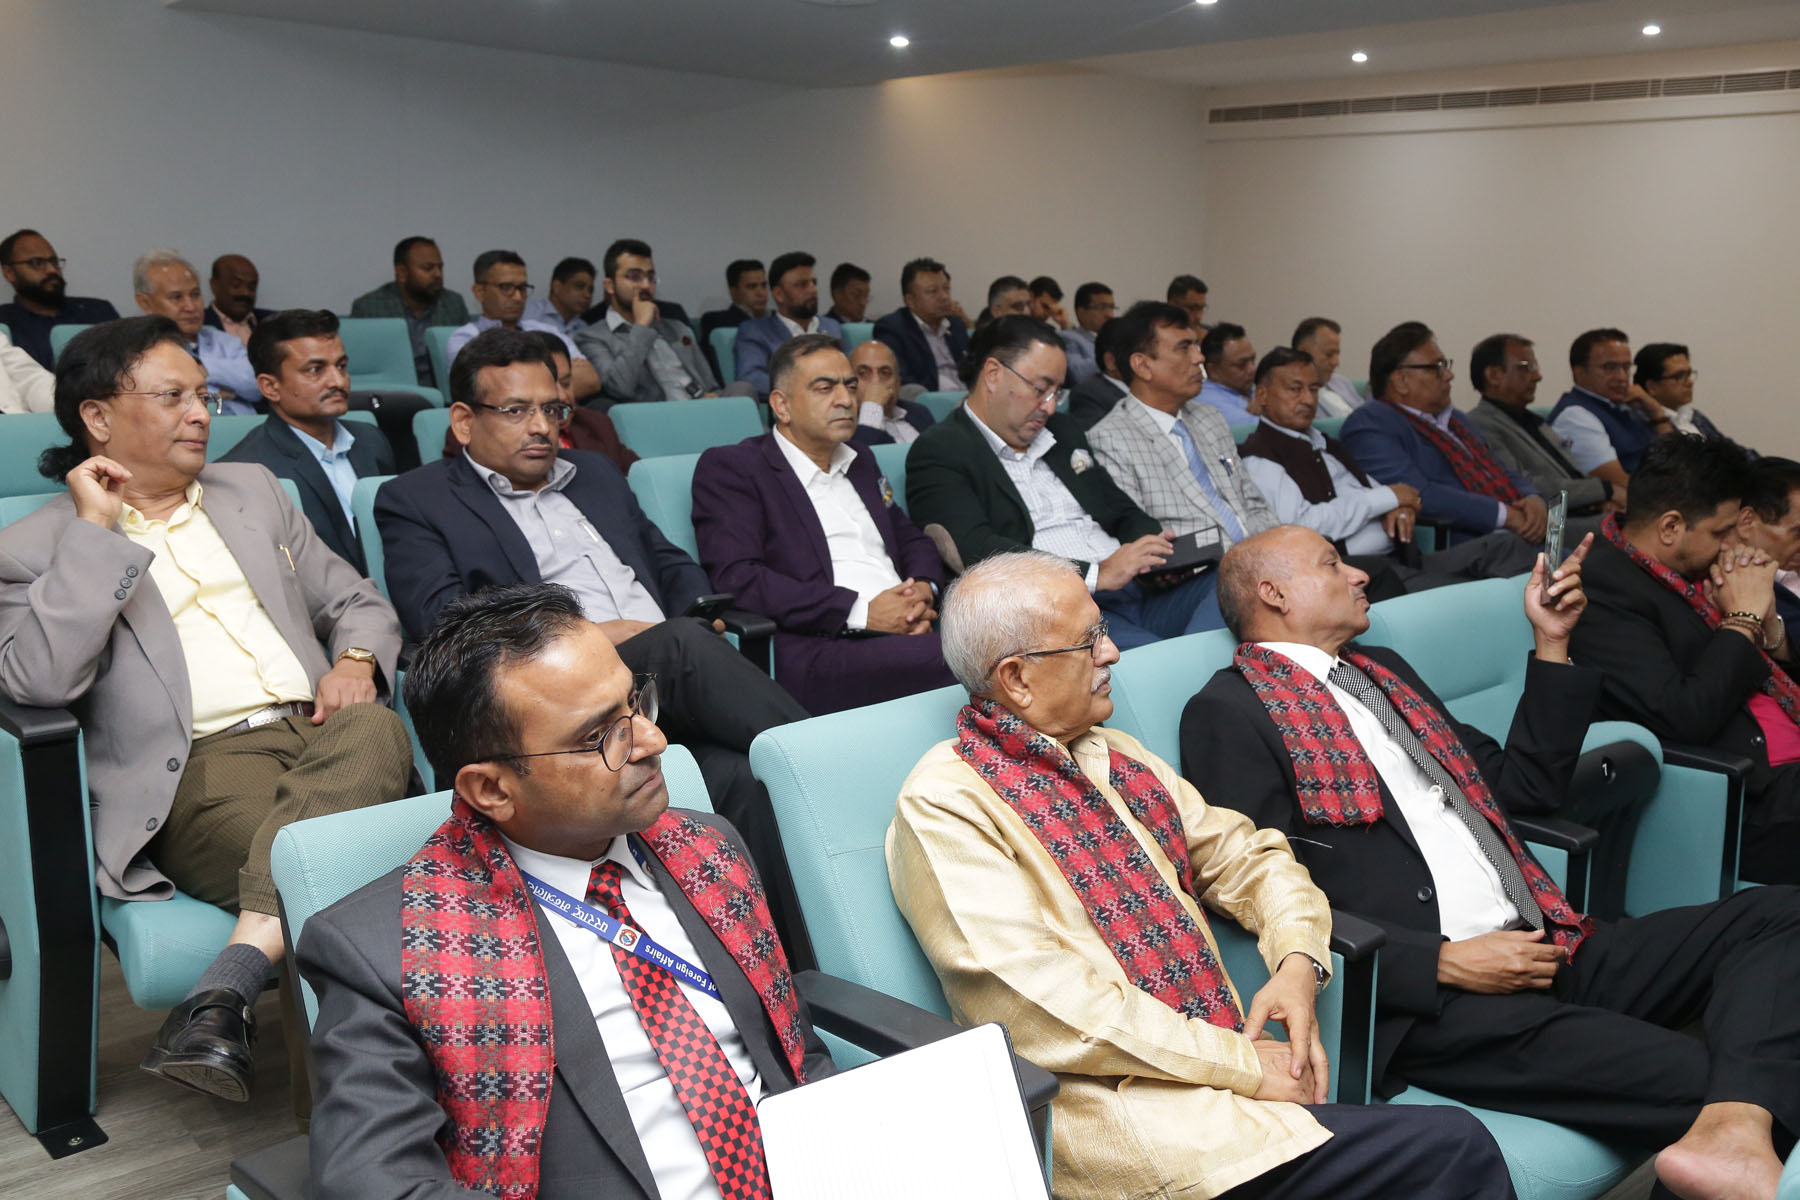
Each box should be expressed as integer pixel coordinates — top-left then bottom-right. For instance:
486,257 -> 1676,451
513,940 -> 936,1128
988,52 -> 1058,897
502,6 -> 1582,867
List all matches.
336,647 -> 377,667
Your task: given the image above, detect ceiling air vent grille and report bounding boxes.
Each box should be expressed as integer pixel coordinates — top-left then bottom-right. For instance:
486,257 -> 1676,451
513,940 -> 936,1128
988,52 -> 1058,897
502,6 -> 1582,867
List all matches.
1209,67 -> 1800,123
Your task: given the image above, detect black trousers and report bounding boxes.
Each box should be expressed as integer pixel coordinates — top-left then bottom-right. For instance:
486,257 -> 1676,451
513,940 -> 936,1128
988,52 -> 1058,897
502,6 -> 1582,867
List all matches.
1388,886 -> 1800,1150
1746,764 -> 1800,885
616,618 -> 814,968
1216,1102 -> 1514,1200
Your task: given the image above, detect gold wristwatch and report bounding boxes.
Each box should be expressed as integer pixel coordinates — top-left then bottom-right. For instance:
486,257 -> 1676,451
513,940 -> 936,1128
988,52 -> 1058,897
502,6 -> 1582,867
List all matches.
336,647 -> 377,667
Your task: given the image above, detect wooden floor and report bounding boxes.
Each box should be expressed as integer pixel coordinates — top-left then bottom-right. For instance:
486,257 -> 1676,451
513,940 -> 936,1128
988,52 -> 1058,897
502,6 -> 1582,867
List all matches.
0,954 -> 300,1200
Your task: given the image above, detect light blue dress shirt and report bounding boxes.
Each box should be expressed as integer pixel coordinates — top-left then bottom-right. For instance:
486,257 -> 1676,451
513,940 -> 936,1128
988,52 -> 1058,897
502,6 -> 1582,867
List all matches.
192,327 -> 261,414
446,316 -> 588,369
288,422 -> 359,527
1197,378 -> 1254,425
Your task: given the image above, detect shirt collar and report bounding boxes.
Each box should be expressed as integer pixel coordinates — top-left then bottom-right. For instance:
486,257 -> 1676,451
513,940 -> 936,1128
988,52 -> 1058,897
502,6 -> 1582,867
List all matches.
288,420 -> 354,459
968,403 -> 1054,463
465,448 -> 575,496
777,313 -> 820,338
911,309 -> 949,339
1132,395 -> 1186,436
605,307 -> 630,332
502,832 -> 655,900
773,427 -> 856,482
1258,416 -> 1323,446
1255,640 -> 1340,684
1572,385 -> 1630,412
1399,402 -> 1456,433
120,480 -> 204,533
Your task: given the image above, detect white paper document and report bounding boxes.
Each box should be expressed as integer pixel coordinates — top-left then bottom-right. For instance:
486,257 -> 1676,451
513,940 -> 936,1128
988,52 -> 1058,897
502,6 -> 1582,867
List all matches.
757,1022 -> 1050,1200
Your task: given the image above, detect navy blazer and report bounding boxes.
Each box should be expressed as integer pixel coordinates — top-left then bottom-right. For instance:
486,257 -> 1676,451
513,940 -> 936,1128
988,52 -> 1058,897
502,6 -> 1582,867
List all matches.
732,314 -> 845,396
851,399 -> 936,446
217,415 -> 396,572
872,306 -> 970,391
1341,399 -> 1538,542
373,450 -> 709,642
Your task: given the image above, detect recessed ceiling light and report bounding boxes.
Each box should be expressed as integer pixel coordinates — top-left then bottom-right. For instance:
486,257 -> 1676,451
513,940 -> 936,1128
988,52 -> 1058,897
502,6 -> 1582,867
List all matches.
1351,51 -> 1369,63
889,34 -> 910,48
1196,0 -> 1219,7
1642,23 -> 1662,36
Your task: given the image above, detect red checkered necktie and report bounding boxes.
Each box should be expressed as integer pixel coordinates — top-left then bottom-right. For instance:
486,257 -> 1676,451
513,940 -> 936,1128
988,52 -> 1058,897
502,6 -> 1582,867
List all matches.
588,860 -> 772,1200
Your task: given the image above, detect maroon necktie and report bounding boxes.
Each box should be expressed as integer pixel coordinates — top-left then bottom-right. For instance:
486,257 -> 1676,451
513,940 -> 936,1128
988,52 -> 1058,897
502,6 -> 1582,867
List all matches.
588,860 -> 772,1200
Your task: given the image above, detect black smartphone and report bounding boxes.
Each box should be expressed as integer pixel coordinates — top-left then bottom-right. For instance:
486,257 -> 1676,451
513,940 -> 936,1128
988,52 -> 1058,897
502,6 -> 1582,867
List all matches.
684,593 -> 734,621
1540,491 -> 1568,604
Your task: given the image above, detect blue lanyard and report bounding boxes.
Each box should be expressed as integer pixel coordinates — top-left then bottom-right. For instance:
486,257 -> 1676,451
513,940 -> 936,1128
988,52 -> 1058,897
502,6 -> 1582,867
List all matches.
521,866 -> 721,1001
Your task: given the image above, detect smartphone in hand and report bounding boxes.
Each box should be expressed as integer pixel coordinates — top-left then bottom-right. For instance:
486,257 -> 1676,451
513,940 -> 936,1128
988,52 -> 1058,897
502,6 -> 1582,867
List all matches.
1540,491 -> 1568,604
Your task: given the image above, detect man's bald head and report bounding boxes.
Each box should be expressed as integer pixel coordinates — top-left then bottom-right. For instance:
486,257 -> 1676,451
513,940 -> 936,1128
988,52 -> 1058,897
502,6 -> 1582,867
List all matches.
851,338 -> 902,414
209,253 -> 260,322
1218,525 -> 1371,652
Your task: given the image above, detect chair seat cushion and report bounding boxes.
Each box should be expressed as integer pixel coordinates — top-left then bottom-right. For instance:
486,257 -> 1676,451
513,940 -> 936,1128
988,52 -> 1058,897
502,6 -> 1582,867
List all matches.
101,892 -> 237,1010
1382,1085 -> 1637,1200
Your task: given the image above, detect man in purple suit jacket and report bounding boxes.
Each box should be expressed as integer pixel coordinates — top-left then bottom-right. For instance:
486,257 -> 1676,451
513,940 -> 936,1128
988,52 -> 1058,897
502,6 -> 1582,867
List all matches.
694,333 -> 956,714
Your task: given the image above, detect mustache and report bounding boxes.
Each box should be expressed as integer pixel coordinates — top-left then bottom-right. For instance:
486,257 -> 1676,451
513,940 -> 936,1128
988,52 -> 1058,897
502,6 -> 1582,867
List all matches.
1091,667 -> 1112,693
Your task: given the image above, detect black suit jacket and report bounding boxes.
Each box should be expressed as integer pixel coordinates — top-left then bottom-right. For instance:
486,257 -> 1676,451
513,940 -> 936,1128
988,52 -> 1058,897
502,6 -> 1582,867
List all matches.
1180,648 -> 1600,1082
299,809 -> 836,1199
373,450 -> 709,642
871,306 -> 970,391
217,414 -> 396,572
1066,374 -> 1127,431
905,406 -> 1160,576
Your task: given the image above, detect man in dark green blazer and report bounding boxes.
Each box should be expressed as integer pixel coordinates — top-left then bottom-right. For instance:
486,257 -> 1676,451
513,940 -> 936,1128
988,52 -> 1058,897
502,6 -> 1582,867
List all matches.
904,315 -> 1223,649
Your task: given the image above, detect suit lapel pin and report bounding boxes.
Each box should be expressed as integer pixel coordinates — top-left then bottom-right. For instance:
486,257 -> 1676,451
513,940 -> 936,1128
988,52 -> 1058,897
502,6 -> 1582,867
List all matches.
879,475 -> 896,507
1070,449 -> 1094,475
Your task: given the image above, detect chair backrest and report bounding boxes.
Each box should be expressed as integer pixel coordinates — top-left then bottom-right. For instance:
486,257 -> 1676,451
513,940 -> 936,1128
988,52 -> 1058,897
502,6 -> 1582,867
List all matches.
709,327 -> 738,382
1230,422 -> 1255,446
49,323 -> 91,364
625,453 -> 702,559
914,391 -> 967,423
426,326 -> 456,396
609,395 -> 763,459
277,477 -> 302,511
869,442 -> 910,515
750,684 -> 970,1017
1359,576 -> 1533,740
411,407 -> 453,465
0,492 -> 59,527
841,321 -> 875,349
335,317 -> 417,387
352,475 -> 397,598
204,414 -> 268,460
1314,416 -> 1347,440
0,413 -> 67,498
1105,628 -> 1242,766
273,744 -> 712,1027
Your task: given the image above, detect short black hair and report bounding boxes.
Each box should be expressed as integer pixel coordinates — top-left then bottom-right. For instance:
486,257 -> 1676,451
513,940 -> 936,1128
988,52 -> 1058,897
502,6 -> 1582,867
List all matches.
1635,342 -> 1690,386
1570,327 -> 1630,369
209,254 -> 253,280
526,329 -> 571,365
402,583 -> 591,782
248,308 -> 341,379
1470,332 -> 1531,396
770,331 -> 847,397
768,251 -> 816,291
1028,276 -> 1062,301
448,327 -> 558,411
829,262 -> 869,293
1,228 -> 45,264
1745,457 -> 1800,524
1073,282 -> 1112,311
960,315 -> 1063,388
1622,434 -> 1752,530
726,258 -> 764,288
1112,301 -> 1189,385
604,238 -> 654,279
1255,346 -> 1315,387
1368,321 -> 1436,399
1093,317 -> 1123,377
551,256 -> 596,283
392,235 -> 437,267
1200,322 -> 1247,363
986,275 -> 1029,309
1291,316 -> 1340,347
1167,274 -> 1208,300
40,316 -> 188,480
901,257 -> 948,296
472,249 -> 525,283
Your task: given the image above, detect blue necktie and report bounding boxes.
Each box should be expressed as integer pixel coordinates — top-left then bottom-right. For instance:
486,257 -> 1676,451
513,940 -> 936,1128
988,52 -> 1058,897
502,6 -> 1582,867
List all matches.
1169,419 -> 1247,543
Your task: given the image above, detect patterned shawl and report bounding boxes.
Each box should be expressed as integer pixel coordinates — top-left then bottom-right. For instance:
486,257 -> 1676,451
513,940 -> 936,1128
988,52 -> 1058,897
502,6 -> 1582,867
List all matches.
1386,400 -> 1524,505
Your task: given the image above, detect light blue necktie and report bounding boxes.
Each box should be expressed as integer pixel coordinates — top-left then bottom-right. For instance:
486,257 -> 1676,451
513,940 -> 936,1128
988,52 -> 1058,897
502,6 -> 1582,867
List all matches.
1169,418 -> 1246,543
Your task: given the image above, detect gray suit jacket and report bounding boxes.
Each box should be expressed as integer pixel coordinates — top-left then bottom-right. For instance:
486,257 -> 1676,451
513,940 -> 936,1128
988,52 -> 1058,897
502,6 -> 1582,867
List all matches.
299,810 -> 835,1199
0,463 -> 402,900
1087,394 -> 1279,542
575,317 -> 721,410
1462,397 -> 1610,513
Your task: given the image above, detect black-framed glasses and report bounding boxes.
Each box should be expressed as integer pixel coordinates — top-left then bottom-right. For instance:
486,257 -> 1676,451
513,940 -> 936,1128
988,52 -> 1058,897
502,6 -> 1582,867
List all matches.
998,358 -> 1067,407
112,387 -> 224,414
469,399 -> 573,424
1394,358 -> 1453,379
5,255 -> 66,272
483,281 -> 535,298
990,620 -> 1111,674
496,675 -> 660,772
620,269 -> 658,284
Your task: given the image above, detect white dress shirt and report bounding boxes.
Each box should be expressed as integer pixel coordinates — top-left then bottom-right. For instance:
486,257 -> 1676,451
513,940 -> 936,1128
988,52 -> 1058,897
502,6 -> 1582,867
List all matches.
776,313 -> 823,338
1399,403 -> 1509,529
1258,641 -> 1519,941
912,312 -> 964,391
504,834 -> 764,1200
771,432 -> 902,628
968,405 -> 1117,590
1242,420 -> 1400,555
857,400 -> 920,444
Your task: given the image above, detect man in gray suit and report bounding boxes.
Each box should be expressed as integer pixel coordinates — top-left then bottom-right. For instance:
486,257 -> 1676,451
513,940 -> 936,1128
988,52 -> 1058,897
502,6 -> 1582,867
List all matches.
1464,332 -> 1614,542
301,583 -> 833,1198
0,316 -> 411,1101
575,237 -> 729,410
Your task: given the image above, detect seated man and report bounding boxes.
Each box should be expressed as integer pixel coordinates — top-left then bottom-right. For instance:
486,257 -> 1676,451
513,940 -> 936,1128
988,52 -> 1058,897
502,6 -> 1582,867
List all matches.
1241,347 -> 1537,586
887,549 -> 1513,1200
0,228 -> 120,368
1291,317 -> 1364,418
301,582 -> 833,1198
1343,321 -> 1548,547
349,235 -> 470,389
0,316 -> 410,1101
1059,281 -> 1114,385
446,249 -> 601,401
1736,456 -> 1800,631
906,315 -> 1222,649
695,334 -> 955,715
1550,328 -> 1671,492
700,257 -> 767,341
132,249 -> 261,413
851,339 -> 934,445
825,260 -> 870,324
1065,316 -> 1130,430
202,254 -> 272,348
522,254 -> 597,339
1168,272 -> 1210,332
1198,322 -> 1258,424
575,238 -> 728,409
1028,275 -> 1067,328
373,328 -> 812,952
974,274 -> 1034,329
219,309 -> 398,572
0,327 -> 54,413
733,250 -> 845,397
1638,341 -> 1752,456
1185,524 -> 1800,1199
436,331 -> 640,477
1571,434 -> 1800,885
873,256 -> 970,392
1089,302 -> 1278,552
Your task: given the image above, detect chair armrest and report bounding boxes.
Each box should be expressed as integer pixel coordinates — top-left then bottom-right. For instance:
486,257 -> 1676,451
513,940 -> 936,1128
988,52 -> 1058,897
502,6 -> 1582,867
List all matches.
796,970 -> 1059,1114
0,695 -> 81,746
1324,909 -> 1384,1106
719,608 -> 774,674
229,1132 -> 311,1200
1661,744 -> 1755,778
1510,814 -> 1599,851
1327,907 -> 1387,960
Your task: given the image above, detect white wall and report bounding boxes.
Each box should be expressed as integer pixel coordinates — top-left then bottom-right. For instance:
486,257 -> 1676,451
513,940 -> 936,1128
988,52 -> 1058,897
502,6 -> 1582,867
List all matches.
0,1 -> 1207,324
1199,45 -> 1800,452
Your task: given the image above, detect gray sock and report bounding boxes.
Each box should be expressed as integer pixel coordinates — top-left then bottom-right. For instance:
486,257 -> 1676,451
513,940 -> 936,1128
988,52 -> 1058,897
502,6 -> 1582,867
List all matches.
188,943 -> 273,1008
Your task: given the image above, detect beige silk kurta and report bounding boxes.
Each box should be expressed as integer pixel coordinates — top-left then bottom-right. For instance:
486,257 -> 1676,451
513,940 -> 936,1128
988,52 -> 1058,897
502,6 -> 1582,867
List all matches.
887,725 -> 1334,1199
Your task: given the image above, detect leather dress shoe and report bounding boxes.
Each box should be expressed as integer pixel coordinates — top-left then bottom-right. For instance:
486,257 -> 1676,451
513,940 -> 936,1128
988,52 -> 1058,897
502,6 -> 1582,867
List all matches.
140,988 -> 257,1102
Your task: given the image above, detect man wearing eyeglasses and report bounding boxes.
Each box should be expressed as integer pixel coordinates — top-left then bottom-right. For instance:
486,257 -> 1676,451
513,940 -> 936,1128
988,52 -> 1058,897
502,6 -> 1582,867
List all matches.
445,249 -> 601,401
1197,322 -> 1259,425
131,248 -> 262,414
1343,321 -> 1548,547
375,328 -> 813,957
576,237 -> 729,410
0,314 -> 411,1103
0,228 -> 121,369
1635,342 -> 1754,458
1549,328 -> 1670,494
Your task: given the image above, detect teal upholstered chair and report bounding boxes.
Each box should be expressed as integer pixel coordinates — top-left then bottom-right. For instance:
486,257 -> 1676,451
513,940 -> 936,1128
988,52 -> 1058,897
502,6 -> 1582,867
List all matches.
0,414 -> 72,498
425,326 -> 455,397
410,406 -> 452,467
608,395 -> 763,459
349,475 -> 396,600
48,323 -> 90,364
841,321 -> 875,349
1781,1146 -> 1800,1199
914,390 -> 967,423
1314,416 -> 1347,440
626,453 -> 702,560
709,326 -> 738,383
335,317 -> 443,405
869,442 -> 910,515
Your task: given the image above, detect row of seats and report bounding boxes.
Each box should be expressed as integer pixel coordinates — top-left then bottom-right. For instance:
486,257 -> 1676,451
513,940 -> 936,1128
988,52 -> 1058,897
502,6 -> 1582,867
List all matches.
708,321 -> 876,382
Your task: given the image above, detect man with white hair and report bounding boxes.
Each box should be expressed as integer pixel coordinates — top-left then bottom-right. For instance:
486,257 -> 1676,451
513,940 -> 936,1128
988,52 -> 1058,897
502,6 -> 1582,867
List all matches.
133,249 -> 261,412
886,549 -> 1513,1200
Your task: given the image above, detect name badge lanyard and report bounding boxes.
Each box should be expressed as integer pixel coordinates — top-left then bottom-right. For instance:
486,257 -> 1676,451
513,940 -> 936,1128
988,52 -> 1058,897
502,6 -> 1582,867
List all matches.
521,859 -> 721,1001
